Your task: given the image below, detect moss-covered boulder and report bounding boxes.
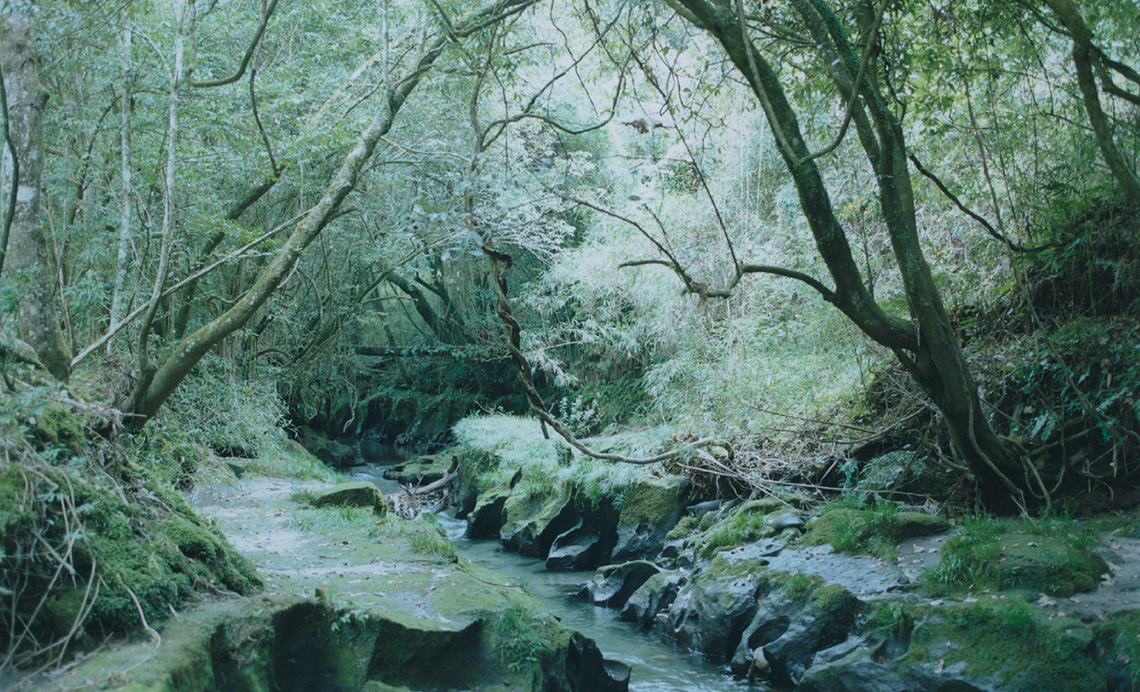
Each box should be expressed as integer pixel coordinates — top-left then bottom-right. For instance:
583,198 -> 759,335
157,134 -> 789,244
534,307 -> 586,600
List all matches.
935,531 -> 1108,596
620,571 -> 686,628
499,488 -> 578,557
800,506 -> 949,559
582,560 -> 662,608
382,452 -> 454,486
309,482 -> 387,515
611,475 -> 689,562
695,500 -> 804,558
801,599 -> 1106,692
296,427 -> 356,468
467,477 -> 515,538
897,600 -> 1104,691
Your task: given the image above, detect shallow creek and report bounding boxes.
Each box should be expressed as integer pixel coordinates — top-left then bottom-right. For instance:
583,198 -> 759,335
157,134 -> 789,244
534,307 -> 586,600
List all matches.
351,447 -> 765,692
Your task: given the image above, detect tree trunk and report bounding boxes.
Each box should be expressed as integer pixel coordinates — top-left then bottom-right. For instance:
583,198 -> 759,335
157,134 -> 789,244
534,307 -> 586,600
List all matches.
128,0 -> 185,413
676,0 -> 1030,507
124,0 -> 540,424
1048,0 -> 1140,206
108,23 -> 134,354
1,0 -> 71,381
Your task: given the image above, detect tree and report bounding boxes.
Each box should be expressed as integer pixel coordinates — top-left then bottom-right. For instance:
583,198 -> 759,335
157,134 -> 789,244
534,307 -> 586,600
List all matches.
121,0 -> 541,424
1,0 -> 71,380
1042,0 -> 1140,206
658,0 -> 1042,508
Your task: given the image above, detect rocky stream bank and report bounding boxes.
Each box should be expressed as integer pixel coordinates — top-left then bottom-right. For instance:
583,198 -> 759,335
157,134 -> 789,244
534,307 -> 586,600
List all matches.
438,416 -> 1140,692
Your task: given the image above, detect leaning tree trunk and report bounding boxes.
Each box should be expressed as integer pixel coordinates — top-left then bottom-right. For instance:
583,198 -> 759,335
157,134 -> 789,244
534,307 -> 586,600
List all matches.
1,0 -> 71,381
675,0 -> 1032,508
1048,0 -> 1140,207
124,0 -> 539,424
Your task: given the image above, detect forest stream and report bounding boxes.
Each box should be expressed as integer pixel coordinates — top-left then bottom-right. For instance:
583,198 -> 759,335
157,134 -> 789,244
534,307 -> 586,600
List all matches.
352,445 -> 764,692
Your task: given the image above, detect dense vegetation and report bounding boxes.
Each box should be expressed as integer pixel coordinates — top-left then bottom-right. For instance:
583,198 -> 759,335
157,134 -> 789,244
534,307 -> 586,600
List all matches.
1,0 -> 1139,675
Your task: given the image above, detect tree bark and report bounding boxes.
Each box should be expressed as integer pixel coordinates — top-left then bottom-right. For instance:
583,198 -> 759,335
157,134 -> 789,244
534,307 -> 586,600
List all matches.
108,23 -> 134,354
128,0 -> 186,413
1,0 -> 71,381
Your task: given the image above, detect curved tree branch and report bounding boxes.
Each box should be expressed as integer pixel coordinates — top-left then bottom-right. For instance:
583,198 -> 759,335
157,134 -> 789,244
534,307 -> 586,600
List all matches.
188,0 -> 279,88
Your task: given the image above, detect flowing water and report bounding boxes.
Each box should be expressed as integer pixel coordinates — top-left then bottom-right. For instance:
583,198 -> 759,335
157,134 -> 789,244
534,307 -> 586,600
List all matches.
354,446 -> 765,692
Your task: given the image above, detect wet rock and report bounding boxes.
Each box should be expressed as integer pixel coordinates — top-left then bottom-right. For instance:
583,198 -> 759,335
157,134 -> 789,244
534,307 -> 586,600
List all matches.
565,632 -> 630,692
584,561 -> 662,608
611,476 -> 689,563
547,518 -> 606,570
620,571 -> 686,628
665,556 -> 764,659
799,636 -> 909,692
309,481 -> 387,514
499,489 -> 577,557
466,485 -> 512,539
462,474 -> 522,538
771,512 -> 806,531
754,584 -> 860,685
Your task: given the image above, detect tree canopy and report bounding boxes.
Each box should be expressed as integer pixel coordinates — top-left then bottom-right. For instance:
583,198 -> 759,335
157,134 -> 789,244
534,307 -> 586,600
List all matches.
2,0 -> 1138,509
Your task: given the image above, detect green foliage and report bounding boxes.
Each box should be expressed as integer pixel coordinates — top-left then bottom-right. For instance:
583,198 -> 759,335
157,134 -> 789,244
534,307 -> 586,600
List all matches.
868,602 -> 916,640
484,603 -> 557,674
0,388 -> 260,667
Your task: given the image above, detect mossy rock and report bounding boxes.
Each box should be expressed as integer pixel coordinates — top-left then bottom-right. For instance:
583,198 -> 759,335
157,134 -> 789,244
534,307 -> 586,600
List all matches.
800,506 -> 948,559
936,531 -> 1108,596
896,599 -> 1105,691
1093,609 -> 1140,689
296,428 -> 356,468
499,487 -> 576,557
696,502 -> 801,558
309,482 -> 387,515
617,475 -> 688,527
383,452 -> 454,485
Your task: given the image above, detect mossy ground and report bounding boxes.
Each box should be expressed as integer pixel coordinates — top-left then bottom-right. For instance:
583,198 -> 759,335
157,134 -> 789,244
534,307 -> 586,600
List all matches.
922,515 -> 1108,597
0,387 -> 262,671
898,598 -> 1103,691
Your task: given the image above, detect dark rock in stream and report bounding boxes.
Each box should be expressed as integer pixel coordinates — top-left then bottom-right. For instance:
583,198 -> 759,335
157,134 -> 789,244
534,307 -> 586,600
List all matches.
620,571 -> 686,628
610,476 -> 690,563
547,514 -> 614,570
580,560 -> 662,608
565,632 -> 631,692
499,489 -> 578,557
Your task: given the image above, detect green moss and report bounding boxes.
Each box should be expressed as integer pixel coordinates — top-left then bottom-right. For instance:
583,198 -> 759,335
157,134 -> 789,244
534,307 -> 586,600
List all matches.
28,402 -> 86,448
931,531 -> 1107,596
900,599 -> 1103,691
800,504 -> 949,561
697,502 -> 795,557
617,476 -> 687,527
666,515 -> 698,541
309,481 -> 388,515
1093,609 -> 1140,688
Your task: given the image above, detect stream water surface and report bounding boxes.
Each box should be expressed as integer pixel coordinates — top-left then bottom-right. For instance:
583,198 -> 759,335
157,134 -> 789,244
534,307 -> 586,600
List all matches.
352,447 -> 766,692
